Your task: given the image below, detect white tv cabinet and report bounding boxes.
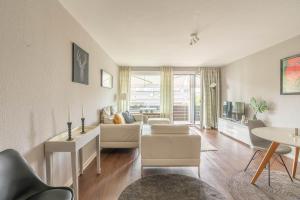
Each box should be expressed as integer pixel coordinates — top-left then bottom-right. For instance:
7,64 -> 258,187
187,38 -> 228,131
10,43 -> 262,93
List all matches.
218,118 -> 251,146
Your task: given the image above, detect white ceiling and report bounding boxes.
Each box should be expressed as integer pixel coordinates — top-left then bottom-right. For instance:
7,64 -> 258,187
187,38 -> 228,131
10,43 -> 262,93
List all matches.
59,0 -> 300,67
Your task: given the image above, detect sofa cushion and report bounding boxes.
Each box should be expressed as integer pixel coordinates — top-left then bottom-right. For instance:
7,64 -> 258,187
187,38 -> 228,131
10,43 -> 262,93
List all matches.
122,111 -> 136,124
111,106 -> 117,115
151,125 -> 189,134
113,113 -> 125,124
103,116 -> 114,124
103,106 -> 112,117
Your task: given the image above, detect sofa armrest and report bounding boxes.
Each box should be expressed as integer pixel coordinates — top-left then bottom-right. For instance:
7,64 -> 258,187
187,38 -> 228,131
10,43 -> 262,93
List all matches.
100,124 -> 141,142
132,113 -> 143,122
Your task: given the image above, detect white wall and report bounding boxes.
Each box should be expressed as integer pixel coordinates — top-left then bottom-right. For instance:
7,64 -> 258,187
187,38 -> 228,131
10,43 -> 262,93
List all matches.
0,0 -> 118,185
222,35 -> 300,128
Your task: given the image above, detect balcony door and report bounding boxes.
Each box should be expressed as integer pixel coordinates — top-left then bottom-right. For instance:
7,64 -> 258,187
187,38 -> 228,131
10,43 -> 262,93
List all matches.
173,74 -> 201,125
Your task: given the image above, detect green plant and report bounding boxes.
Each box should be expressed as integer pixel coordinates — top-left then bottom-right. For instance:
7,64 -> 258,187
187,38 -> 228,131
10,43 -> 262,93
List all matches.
250,97 -> 269,120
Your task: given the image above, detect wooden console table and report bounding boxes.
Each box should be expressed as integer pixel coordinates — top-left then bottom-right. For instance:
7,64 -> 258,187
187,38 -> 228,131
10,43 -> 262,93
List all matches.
45,125 -> 101,200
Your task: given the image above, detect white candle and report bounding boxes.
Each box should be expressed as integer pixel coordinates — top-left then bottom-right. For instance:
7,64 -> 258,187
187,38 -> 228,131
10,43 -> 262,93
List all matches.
68,105 -> 71,122
81,105 -> 84,118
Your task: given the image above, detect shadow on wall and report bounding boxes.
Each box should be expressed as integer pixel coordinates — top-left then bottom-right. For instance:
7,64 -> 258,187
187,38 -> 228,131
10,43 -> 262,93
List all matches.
24,144 -> 46,181
23,111 -> 46,180
23,109 -> 58,182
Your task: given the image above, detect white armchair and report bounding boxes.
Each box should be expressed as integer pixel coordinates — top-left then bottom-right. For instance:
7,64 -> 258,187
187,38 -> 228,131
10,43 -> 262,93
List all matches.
141,125 -> 201,177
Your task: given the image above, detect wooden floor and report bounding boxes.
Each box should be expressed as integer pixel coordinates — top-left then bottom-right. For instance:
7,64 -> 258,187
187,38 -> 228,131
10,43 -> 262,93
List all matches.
79,128 -> 295,200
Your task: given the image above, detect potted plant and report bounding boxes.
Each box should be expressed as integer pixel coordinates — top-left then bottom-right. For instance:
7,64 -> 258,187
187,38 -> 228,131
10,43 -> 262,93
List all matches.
250,97 -> 269,120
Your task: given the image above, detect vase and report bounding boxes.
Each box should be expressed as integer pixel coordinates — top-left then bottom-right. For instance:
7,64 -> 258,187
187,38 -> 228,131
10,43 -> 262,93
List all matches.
253,114 -> 257,120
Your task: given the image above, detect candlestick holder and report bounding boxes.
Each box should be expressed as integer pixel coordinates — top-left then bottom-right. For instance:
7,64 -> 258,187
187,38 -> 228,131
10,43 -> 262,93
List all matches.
81,118 -> 86,134
67,122 -> 73,141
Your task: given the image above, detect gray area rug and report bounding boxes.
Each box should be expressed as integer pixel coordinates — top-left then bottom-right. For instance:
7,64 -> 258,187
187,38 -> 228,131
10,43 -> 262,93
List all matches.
228,170 -> 300,200
119,174 -> 225,200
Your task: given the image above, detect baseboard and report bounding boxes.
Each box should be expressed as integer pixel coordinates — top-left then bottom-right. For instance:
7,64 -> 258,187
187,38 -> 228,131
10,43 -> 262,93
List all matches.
64,152 -> 97,187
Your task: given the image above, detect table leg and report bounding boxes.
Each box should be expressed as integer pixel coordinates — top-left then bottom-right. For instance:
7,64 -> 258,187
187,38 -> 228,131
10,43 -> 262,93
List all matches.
251,142 -> 279,184
45,152 -> 53,185
96,135 -> 101,174
71,151 -> 79,200
79,149 -> 84,175
292,147 -> 299,178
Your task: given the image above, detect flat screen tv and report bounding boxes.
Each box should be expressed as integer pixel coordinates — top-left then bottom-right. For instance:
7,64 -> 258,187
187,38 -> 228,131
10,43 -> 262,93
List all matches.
223,101 -> 245,121
223,101 -> 232,118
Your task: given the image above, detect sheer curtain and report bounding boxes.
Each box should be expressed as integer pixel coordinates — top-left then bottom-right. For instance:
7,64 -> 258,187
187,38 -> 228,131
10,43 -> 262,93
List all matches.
160,67 -> 173,120
199,68 -> 221,129
118,66 -> 131,112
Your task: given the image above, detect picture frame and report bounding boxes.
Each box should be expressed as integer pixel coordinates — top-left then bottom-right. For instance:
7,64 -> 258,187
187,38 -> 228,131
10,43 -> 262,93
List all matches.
280,54 -> 300,95
72,43 -> 89,85
101,69 -> 113,89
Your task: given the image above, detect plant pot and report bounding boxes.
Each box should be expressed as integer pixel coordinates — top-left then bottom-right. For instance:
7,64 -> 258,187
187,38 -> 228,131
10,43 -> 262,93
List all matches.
253,114 -> 257,120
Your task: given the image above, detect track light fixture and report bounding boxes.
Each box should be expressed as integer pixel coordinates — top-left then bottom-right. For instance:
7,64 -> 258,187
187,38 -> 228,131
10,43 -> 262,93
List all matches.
190,32 -> 199,46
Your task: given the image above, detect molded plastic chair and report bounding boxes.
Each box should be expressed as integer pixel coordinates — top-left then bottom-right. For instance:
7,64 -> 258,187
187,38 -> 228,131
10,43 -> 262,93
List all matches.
0,149 -> 73,200
244,120 -> 293,185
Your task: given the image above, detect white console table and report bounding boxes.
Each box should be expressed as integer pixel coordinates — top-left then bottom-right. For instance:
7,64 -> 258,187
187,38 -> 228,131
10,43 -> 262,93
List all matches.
218,118 -> 251,146
45,125 -> 101,200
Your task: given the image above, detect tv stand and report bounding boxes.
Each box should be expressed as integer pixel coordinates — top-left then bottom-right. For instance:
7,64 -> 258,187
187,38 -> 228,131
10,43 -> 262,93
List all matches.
218,118 -> 251,146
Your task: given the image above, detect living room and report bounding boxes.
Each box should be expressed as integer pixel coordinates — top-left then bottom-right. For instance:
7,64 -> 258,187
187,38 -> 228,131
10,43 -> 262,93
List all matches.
1,0 -> 300,200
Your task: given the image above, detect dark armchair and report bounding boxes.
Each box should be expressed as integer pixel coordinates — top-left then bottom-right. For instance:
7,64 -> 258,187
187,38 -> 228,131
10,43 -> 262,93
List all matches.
0,149 -> 73,200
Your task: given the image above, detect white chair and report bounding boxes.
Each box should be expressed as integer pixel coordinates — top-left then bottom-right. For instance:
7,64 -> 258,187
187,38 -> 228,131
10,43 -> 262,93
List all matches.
141,125 -> 201,177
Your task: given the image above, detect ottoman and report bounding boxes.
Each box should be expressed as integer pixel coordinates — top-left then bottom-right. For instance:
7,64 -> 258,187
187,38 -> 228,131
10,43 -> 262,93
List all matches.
147,118 -> 170,125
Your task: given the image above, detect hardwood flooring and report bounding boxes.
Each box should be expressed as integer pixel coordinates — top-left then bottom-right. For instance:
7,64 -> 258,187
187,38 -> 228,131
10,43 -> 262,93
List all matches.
79,128 -> 295,200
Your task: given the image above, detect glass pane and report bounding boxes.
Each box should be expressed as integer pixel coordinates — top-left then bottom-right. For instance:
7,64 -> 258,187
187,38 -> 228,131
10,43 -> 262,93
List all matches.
195,75 -> 201,125
173,75 -> 191,124
130,72 -> 160,113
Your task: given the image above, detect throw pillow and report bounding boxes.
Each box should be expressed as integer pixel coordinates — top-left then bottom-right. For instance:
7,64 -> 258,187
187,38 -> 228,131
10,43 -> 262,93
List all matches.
122,111 -> 136,124
103,106 -> 111,117
113,113 -> 125,124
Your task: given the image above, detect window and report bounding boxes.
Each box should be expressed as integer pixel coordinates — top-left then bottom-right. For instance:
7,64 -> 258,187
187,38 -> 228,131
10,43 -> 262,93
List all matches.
130,72 -> 160,113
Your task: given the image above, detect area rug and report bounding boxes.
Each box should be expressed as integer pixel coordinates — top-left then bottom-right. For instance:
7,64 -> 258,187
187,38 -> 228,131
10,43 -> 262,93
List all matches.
227,170 -> 300,200
118,174 -> 225,200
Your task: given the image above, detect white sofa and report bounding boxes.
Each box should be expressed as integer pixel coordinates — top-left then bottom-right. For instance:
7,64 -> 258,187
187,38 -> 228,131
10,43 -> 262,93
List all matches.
141,125 -> 201,177
100,106 -> 143,149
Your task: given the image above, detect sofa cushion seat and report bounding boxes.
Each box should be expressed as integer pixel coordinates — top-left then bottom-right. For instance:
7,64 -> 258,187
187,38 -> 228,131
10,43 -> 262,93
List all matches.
27,189 -> 73,200
151,125 -> 189,134
148,118 -> 170,125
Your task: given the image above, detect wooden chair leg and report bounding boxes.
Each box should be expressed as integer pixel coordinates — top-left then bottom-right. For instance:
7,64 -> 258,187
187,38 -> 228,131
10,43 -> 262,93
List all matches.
251,142 -> 279,184
292,147 -> 299,178
141,166 -> 143,177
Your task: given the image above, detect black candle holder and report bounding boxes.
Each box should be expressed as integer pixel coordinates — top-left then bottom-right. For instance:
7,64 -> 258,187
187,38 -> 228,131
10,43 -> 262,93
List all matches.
67,122 -> 73,141
81,118 -> 85,134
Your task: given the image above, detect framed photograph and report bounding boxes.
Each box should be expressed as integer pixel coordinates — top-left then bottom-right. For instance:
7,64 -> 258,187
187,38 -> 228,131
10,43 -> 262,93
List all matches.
101,69 -> 113,88
280,54 -> 300,95
72,43 -> 89,85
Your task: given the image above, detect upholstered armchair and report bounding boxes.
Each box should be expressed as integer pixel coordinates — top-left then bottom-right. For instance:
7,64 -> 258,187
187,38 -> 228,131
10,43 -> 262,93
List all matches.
141,125 -> 201,177
0,149 -> 73,200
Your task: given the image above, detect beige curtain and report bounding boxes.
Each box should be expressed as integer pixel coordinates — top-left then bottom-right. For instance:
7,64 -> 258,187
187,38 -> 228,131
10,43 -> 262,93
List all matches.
199,68 -> 221,129
160,67 -> 173,120
118,66 -> 131,112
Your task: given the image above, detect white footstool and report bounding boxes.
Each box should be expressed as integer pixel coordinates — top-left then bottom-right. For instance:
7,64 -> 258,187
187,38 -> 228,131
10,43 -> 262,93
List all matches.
147,118 -> 170,125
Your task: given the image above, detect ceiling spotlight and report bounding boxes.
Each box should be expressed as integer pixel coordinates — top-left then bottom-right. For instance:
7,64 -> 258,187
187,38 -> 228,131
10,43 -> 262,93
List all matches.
190,32 -> 199,46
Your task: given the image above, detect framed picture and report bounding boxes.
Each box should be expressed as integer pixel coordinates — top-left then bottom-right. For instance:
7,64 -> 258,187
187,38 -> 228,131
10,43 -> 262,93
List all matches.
280,54 -> 300,95
101,69 -> 113,88
72,43 -> 89,85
